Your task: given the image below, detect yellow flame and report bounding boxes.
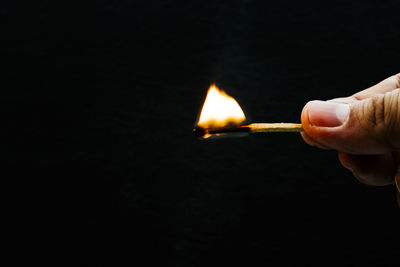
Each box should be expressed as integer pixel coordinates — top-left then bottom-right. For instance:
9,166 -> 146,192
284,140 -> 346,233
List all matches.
197,84 -> 246,128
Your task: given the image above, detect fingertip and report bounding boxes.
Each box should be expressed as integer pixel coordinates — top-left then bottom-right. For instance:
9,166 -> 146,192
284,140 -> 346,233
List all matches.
338,152 -> 355,172
301,101 -> 317,137
301,101 -> 331,150
300,131 -> 316,147
301,101 -> 311,128
338,152 -> 395,186
301,100 -> 358,153
301,132 -> 329,149
395,174 -> 400,193
338,152 -> 372,184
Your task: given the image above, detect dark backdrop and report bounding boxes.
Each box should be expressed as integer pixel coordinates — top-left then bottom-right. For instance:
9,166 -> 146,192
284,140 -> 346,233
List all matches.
3,0 -> 400,266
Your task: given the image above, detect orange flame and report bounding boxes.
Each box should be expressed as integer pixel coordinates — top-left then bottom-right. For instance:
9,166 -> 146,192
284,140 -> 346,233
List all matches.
197,84 -> 246,128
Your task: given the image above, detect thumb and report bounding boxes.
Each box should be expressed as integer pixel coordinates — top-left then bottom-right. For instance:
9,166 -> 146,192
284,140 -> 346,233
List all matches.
301,89 -> 400,154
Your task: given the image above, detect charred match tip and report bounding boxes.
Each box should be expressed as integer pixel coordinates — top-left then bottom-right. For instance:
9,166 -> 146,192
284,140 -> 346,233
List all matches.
193,126 -> 206,137
193,125 -> 251,138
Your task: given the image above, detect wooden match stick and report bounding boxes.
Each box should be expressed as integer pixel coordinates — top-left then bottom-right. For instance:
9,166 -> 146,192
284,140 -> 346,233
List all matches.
193,123 -> 303,138
248,123 -> 303,132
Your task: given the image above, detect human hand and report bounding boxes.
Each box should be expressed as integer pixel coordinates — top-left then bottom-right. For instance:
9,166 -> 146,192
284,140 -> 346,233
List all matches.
301,74 -> 400,206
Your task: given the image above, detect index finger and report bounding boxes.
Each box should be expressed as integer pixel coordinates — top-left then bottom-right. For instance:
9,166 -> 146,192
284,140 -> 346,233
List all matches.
352,73 -> 400,100
326,73 -> 400,105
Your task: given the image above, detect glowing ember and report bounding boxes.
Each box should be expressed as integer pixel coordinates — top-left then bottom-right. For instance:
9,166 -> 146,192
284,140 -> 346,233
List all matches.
197,85 -> 246,129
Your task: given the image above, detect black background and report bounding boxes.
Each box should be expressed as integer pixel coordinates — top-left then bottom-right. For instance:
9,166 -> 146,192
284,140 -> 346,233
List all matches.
3,0 -> 400,266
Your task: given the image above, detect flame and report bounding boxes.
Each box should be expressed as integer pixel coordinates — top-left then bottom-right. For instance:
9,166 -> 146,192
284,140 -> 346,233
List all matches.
197,84 -> 246,128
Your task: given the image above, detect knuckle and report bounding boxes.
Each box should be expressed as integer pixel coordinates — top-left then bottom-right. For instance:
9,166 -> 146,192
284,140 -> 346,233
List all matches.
352,170 -> 374,185
360,94 -> 384,127
387,73 -> 400,89
359,89 -> 400,148
383,89 -> 400,147
395,73 -> 400,88
352,169 -> 393,186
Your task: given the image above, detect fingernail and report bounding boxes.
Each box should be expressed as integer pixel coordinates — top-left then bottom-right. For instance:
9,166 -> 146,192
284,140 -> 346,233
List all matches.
307,101 -> 350,127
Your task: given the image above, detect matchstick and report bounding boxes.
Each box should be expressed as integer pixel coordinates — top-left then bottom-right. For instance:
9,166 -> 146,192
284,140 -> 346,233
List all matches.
193,123 -> 303,138
248,123 -> 303,133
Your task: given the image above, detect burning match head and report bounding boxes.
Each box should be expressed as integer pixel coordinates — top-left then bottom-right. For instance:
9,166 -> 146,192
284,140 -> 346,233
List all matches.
196,84 -> 246,128
194,84 -> 249,139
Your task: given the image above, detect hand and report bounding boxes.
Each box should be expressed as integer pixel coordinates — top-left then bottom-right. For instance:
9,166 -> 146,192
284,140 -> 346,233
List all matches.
301,74 -> 400,206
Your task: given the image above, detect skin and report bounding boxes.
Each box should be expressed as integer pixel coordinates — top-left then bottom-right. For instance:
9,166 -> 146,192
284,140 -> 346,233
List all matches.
301,74 -> 400,206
